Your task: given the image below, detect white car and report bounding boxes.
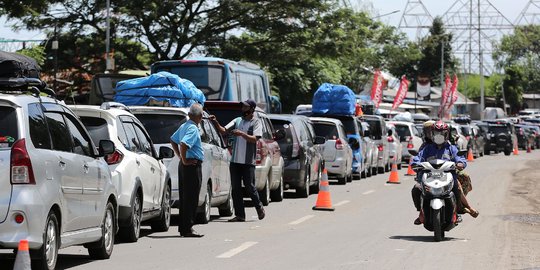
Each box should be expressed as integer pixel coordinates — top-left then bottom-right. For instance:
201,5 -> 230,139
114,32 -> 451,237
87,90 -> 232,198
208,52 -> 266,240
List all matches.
71,104 -> 172,243
386,124 -> 403,169
129,106 -> 233,224
1,84 -> 117,270
295,104 -> 312,115
450,124 -> 468,151
388,121 -> 423,163
310,117 -> 353,180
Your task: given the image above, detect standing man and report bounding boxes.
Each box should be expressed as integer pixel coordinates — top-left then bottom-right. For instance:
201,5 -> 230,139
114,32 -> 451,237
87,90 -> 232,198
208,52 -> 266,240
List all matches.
210,99 -> 266,222
170,103 -> 205,237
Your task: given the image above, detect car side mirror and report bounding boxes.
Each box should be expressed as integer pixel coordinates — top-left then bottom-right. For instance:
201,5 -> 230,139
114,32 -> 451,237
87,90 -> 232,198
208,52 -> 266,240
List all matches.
98,140 -> 115,157
348,138 -> 360,150
314,136 -> 326,145
273,129 -> 286,141
158,146 -> 174,160
408,149 -> 418,156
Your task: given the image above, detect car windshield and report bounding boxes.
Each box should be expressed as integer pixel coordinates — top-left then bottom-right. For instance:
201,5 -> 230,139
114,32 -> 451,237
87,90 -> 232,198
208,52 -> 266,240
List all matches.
394,125 -> 411,142
461,126 -> 472,136
313,122 -> 339,140
270,119 -> 295,156
0,106 -> 18,148
156,65 -> 224,100
489,125 -> 509,134
204,109 -> 242,127
135,113 -> 187,144
365,119 -> 383,139
79,116 -> 110,145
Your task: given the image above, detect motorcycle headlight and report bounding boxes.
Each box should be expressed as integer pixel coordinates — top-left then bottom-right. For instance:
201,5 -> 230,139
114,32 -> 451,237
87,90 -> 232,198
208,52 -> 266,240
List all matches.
430,187 -> 444,196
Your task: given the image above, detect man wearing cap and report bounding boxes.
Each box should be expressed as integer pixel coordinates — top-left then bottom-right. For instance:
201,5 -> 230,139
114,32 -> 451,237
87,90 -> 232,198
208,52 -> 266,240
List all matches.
210,99 -> 266,222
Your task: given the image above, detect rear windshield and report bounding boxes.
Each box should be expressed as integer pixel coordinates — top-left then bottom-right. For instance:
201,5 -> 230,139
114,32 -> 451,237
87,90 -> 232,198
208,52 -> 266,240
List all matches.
204,109 -> 242,127
394,125 -> 411,142
488,125 -> 509,134
155,65 -> 224,100
79,116 -> 110,145
460,126 -> 472,136
365,119 -> 383,139
135,113 -> 187,144
0,106 -> 18,148
270,119 -> 295,156
313,123 -> 339,140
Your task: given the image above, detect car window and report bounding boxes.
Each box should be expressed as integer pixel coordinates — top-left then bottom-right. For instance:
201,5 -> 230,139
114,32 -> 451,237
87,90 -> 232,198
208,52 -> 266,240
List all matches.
122,122 -> 142,153
132,123 -> 154,156
135,113 -> 187,144
304,121 -> 315,142
64,114 -> 93,156
258,114 -> 272,140
44,112 -> 73,152
412,126 -> 420,137
394,124 -> 411,141
27,103 -> 51,150
339,124 -> 347,140
201,119 -> 219,146
79,116 -> 110,146
0,106 -> 18,149
365,118 -> 383,140
313,122 -> 339,140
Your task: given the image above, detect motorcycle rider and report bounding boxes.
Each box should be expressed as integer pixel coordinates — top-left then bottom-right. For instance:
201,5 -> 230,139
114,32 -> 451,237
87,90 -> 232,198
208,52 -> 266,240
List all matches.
411,121 -> 479,225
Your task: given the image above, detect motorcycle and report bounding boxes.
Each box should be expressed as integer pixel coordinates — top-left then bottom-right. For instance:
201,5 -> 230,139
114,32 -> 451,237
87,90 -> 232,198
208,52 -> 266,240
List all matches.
413,158 -> 458,242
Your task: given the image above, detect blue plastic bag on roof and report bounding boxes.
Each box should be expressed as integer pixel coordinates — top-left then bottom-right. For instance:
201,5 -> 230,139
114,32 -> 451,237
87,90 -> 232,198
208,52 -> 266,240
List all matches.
312,83 -> 356,115
114,71 -> 206,107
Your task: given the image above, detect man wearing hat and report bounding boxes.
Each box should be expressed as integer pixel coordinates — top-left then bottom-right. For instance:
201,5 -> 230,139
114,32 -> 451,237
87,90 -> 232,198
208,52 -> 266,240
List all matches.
210,99 -> 266,222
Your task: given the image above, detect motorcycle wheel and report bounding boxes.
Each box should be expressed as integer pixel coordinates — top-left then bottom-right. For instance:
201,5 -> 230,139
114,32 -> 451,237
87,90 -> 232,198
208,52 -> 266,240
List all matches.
433,209 -> 443,242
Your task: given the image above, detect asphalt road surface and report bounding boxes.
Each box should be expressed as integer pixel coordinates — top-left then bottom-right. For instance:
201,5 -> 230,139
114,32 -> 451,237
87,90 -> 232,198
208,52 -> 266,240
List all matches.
1,151 -> 539,270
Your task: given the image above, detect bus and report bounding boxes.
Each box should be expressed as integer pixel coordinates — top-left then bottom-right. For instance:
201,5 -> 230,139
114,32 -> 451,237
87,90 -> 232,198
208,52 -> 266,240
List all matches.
151,57 -> 279,113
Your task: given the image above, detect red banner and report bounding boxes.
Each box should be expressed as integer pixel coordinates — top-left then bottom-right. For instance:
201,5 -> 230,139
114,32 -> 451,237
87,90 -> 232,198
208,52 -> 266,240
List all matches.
445,74 -> 459,111
438,73 -> 452,117
392,75 -> 409,111
370,69 -> 384,108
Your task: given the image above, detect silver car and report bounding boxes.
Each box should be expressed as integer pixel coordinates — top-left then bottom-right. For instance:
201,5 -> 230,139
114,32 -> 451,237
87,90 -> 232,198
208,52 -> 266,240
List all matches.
130,106 -> 233,224
0,90 -> 118,270
385,124 -> 403,169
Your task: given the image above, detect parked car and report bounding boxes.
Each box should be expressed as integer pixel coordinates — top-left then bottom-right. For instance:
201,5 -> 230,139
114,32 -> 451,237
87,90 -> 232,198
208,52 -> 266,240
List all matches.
449,124 -> 468,152
71,104 -> 172,242
0,81 -> 118,270
522,124 -> 540,148
129,106 -> 233,223
388,121 -> 423,164
310,117 -> 353,184
385,123 -> 403,169
362,115 -> 390,173
269,115 -> 325,195
515,124 -> 536,150
295,104 -> 312,116
311,114 -> 365,179
204,101 -> 285,205
483,120 -> 515,155
459,124 -> 484,157
359,121 -> 378,177
469,124 -> 486,157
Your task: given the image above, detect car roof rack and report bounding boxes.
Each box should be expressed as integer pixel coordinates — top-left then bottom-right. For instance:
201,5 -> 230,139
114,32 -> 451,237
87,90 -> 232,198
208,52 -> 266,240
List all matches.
100,101 -> 131,112
0,77 -> 56,99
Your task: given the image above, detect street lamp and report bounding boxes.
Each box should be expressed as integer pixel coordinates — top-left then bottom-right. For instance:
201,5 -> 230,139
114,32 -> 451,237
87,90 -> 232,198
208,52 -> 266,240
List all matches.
52,24 -> 58,91
371,10 -> 400,20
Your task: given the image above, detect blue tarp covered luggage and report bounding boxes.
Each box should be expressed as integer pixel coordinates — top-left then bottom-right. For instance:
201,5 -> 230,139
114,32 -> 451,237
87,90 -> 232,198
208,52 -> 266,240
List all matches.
312,83 -> 356,115
114,71 -> 205,107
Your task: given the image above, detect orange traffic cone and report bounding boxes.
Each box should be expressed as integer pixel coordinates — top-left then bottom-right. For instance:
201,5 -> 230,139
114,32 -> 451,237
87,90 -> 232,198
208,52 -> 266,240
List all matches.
513,146 -> 519,155
467,148 -> 474,162
312,169 -> 334,211
405,159 -> 416,176
387,162 -> 401,184
13,239 -> 31,270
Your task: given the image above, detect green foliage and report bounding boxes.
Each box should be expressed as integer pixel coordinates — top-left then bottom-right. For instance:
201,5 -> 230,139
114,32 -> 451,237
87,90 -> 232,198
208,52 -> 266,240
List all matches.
17,45 -> 46,66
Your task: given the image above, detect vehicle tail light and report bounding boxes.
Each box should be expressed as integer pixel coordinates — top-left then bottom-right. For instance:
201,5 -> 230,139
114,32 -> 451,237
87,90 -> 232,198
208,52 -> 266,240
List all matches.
291,142 -> 300,158
106,150 -> 124,165
466,136 -> 471,141
256,140 -> 266,165
407,137 -> 414,149
15,214 -> 24,224
11,139 -> 35,185
377,144 -> 383,152
387,136 -> 394,143
335,138 -> 344,150
180,60 -> 198,63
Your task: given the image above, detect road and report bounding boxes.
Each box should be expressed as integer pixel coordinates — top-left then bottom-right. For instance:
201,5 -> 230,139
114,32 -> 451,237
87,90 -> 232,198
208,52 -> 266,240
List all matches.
1,151 -> 539,270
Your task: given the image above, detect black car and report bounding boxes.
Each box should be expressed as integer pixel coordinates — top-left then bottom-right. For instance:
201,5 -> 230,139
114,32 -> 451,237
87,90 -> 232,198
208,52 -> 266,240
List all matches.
483,121 -> 514,155
268,114 -> 325,197
515,124 -> 536,150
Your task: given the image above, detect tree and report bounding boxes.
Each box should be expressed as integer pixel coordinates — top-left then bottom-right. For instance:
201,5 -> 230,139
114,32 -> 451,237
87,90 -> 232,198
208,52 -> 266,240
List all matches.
417,16 -> 457,86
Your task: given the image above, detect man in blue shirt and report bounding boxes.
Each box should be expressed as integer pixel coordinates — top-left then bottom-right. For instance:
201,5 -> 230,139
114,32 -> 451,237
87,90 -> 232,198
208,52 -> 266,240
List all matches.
171,103 -> 205,237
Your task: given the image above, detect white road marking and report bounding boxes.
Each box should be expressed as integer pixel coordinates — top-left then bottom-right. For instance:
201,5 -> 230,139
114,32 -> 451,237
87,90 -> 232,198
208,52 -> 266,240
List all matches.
334,200 -> 350,207
362,190 -> 375,195
288,215 -> 315,225
216,241 -> 258,258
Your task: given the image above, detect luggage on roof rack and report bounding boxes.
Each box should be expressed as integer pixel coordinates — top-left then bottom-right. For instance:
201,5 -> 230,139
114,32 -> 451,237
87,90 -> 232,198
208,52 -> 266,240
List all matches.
312,83 -> 356,116
0,51 -> 41,79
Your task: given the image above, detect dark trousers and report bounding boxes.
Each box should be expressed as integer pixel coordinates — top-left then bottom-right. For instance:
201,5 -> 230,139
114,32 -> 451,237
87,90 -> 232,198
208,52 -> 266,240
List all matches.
230,162 -> 262,219
178,161 -> 202,234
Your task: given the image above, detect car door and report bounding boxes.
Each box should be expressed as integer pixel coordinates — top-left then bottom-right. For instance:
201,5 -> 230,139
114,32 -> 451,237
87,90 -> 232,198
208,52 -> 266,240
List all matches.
121,119 -> 157,210
62,110 -> 106,227
208,119 -> 231,197
201,118 -> 223,197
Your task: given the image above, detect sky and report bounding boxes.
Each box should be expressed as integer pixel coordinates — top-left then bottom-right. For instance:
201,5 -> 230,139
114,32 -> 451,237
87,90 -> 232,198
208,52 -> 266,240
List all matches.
0,0 -> 535,47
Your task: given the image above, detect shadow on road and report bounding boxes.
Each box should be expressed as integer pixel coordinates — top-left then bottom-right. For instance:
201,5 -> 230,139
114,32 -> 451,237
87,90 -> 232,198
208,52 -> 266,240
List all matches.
1,252 -> 97,270
389,235 -> 464,242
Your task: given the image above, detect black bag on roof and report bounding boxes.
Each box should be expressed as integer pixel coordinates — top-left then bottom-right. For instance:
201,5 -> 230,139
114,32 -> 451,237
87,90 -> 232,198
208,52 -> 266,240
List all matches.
0,51 -> 40,78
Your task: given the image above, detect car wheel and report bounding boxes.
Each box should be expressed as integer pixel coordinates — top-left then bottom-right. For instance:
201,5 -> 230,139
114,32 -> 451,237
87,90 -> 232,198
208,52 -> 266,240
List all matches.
218,192 -> 234,217
372,166 -> 378,175
120,192 -> 142,242
32,211 -> 59,270
87,202 -> 115,260
384,162 -> 390,172
366,165 -> 372,177
397,162 -> 402,170
270,174 -> 284,202
259,177 -> 270,206
296,172 -> 311,197
310,169 -> 321,194
196,183 -> 212,224
151,183 -> 171,232
378,166 -> 384,174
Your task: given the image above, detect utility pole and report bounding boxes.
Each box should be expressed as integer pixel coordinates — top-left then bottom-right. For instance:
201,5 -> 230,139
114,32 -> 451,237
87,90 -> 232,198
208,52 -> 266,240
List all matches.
52,24 -> 59,91
105,0 -> 111,72
478,0 -> 485,116
440,38 -> 445,88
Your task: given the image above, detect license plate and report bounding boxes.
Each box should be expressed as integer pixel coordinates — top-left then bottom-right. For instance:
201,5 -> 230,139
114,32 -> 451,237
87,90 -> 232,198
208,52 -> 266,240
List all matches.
0,143 -> 7,148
